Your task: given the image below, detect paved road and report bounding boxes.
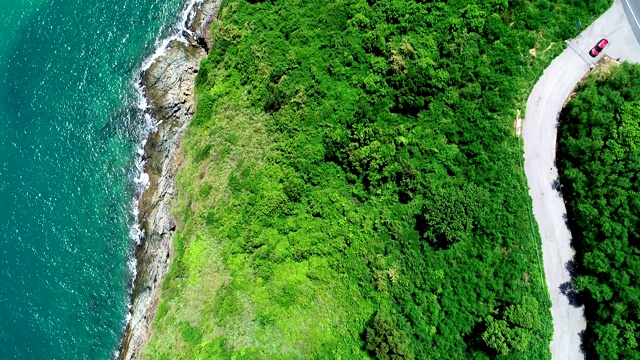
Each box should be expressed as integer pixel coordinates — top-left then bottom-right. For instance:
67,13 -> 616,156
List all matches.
623,0 -> 640,43
522,1 -> 640,359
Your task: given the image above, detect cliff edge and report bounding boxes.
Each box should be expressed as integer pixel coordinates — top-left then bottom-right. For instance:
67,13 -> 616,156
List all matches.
118,1 -> 221,359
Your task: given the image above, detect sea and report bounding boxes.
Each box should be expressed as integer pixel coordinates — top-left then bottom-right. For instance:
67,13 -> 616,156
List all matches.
0,0 -> 194,358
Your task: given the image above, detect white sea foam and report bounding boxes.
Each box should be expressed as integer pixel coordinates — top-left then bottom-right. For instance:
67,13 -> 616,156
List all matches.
139,0 -> 203,73
126,256 -> 138,292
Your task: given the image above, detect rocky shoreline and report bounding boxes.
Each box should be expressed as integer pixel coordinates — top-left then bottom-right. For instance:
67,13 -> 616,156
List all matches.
117,1 -> 221,359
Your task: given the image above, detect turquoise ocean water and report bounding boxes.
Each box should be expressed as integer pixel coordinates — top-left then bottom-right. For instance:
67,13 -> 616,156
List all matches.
0,0 -> 191,358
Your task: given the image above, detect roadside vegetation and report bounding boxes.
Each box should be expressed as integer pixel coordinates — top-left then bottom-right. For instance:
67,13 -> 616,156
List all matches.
142,0 -> 609,358
557,62 -> 640,359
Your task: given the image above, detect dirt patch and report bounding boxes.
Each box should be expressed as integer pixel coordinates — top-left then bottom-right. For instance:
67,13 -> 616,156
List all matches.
542,42 -> 556,54
592,56 -> 621,78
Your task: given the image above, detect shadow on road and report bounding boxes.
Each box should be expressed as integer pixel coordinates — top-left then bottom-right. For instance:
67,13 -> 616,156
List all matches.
578,330 -> 587,355
559,281 -> 582,308
565,259 -> 578,278
562,212 -> 572,230
552,178 -> 564,196
559,260 -> 583,308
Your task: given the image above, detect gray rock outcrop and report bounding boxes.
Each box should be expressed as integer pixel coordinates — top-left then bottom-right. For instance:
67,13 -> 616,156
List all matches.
117,1 -> 221,359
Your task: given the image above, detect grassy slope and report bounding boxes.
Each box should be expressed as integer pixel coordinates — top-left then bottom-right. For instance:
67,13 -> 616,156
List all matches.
142,0 -> 608,359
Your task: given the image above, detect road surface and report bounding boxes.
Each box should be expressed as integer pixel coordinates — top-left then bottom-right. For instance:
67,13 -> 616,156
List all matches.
522,0 -> 640,359
623,0 -> 640,43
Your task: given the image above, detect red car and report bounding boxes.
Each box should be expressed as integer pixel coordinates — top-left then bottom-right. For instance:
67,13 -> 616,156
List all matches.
589,38 -> 609,57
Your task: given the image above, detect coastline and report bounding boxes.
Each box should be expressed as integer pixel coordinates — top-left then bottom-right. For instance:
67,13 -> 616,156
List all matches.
117,0 -> 221,359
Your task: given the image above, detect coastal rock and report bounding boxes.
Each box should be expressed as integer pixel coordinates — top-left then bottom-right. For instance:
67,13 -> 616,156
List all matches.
117,1 -> 222,359
190,0 -> 218,51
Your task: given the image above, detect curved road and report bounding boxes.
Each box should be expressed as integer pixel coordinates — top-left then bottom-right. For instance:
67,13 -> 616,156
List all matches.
522,0 -> 640,359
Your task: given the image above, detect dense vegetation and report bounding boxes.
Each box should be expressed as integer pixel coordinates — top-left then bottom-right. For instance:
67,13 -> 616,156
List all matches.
557,62 -> 640,359
142,0 -> 608,358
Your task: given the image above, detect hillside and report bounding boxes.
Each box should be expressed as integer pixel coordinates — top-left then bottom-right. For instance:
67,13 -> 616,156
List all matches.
141,0 -> 608,358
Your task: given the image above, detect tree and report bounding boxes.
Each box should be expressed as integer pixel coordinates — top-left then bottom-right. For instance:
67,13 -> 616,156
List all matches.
505,295 -> 541,330
482,315 -> 532,355
482,316 -> 511,355
365,310 -> 414,360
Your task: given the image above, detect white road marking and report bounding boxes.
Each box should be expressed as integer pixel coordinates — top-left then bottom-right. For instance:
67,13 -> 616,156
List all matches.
624,0 -> 640,29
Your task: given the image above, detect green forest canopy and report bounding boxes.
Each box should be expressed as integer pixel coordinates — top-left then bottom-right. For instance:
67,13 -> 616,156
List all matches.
142,0 -> 609,359
557,62 -> 640,359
